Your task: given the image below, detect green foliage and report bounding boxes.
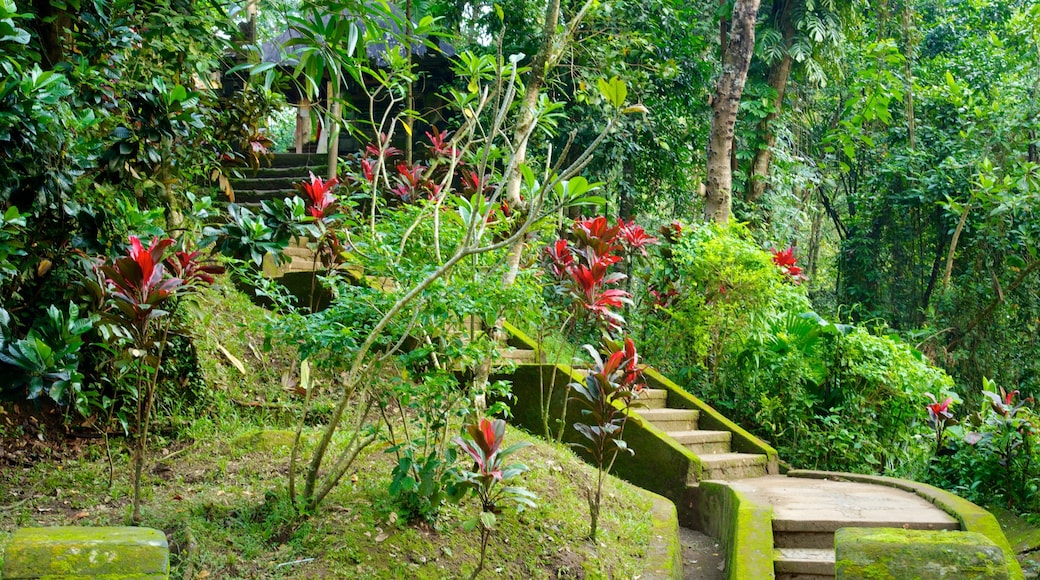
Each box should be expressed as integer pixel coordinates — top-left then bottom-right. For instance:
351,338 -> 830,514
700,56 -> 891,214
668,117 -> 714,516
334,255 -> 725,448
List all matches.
0,205 -> 26,284
928,378 -> 1040,513
642,222 -> 950,475
0,302 -> 96,415
641,222 -> 809,386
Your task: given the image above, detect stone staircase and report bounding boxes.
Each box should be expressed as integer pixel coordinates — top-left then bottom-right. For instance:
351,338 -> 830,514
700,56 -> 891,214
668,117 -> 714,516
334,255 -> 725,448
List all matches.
635,388 -> 769,481
725,475 -> 961,579
227,153 -> 327,206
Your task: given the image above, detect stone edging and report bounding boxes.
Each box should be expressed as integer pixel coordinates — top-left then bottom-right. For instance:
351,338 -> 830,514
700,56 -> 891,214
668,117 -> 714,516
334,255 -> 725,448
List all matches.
788,469 -> 1025,580
696,481 -> 774,580
643,493 -> 684,580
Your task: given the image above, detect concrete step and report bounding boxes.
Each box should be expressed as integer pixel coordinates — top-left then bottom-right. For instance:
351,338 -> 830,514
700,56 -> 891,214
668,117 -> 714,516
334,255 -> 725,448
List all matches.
774,547 -> 835,578
233,164 -> 328,177
229,176 -> 306,191
284,246 -> 315,259
636,388 -> 667,409
230,189 -> 295,203
270,153 -> 329,168
699,452 -> 768,480
774,530 -> 835,550
500,349 -> 541,363
667,429 -> 731,455
773,515 -> 960,536
635,408 -> 699,432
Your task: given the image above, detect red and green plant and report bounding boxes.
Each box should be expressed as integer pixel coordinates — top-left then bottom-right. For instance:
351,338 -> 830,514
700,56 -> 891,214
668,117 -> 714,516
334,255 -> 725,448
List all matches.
538,215 -> 657,442
771,245 -> 806,282
569,337 -> 644,540
93,234 -> 222,522
925,392 -> 958,454
453,418 -> 536,579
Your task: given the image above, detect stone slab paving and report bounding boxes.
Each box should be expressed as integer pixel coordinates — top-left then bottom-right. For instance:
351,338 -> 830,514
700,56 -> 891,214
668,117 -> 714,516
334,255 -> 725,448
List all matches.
722,475 -> 959,532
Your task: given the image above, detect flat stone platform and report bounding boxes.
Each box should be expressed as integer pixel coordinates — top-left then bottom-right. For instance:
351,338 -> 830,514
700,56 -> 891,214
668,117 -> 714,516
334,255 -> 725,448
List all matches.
721,475 -> 959,532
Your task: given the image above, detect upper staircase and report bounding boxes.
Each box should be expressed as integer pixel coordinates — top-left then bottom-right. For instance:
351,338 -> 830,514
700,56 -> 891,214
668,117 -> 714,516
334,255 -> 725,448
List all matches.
226,153 -> 327,206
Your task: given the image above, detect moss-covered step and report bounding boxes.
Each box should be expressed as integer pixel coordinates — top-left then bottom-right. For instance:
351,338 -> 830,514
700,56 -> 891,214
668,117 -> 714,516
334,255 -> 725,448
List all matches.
2,526 -> 169,579
835,527 -> 1009,579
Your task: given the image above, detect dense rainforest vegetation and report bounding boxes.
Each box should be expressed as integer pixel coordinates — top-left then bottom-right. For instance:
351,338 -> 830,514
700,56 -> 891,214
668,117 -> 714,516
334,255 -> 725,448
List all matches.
4,0 -> 1040,559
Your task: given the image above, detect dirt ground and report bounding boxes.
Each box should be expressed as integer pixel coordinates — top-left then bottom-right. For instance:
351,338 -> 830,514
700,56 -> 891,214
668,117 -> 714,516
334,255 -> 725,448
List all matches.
679,526 -> 726,580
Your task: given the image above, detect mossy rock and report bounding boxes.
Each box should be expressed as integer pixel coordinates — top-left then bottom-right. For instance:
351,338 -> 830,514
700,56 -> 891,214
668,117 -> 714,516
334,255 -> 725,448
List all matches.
232,429 -> 298,452
2,526 -> 169,579
835,527 -> 1009,580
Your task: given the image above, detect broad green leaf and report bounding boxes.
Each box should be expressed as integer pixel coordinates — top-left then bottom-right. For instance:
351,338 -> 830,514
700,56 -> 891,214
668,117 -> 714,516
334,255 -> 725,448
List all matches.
596,76 -> 627,109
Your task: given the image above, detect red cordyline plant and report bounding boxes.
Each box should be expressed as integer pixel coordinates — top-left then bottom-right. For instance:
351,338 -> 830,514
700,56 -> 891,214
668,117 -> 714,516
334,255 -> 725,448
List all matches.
925,392 -> 957,454
296,172 -> 340,219
95,235 -> 222,523
536,216 -> 656,444
771,246 -> 806,282
569,337 -> 645,540
453,418 -> 536,580
545,216 -> 658,332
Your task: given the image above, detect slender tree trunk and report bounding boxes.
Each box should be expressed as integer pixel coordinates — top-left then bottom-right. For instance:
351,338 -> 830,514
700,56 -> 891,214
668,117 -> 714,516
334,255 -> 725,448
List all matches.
902,3 -> 917,149
705,0 -> 761,223
747,1 -> 795,203
405,0 -> 415,165
328,80 -> 341,180
746,52 -> 793,202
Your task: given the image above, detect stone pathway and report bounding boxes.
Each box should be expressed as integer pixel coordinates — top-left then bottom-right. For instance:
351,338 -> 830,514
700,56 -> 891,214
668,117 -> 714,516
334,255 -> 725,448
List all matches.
720,475 -> 959,579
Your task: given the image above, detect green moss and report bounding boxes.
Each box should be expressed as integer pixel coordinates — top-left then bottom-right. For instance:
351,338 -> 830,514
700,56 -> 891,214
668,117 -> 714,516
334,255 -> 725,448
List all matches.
231,429 -> 298,452
1,527 -> 169,579
697,482 -> 774,580
835,527 -> 1008,579
645,494 -> 683,580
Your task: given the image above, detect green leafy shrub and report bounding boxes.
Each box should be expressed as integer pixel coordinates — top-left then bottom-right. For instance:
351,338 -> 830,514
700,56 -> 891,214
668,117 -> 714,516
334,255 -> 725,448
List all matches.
642,222 -> 949,475
0,302 -> 97,416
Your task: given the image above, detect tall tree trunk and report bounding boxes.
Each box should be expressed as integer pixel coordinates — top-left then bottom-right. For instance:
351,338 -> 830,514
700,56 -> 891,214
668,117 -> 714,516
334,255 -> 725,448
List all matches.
499,0 -> 561,288
705,0 -> 761,223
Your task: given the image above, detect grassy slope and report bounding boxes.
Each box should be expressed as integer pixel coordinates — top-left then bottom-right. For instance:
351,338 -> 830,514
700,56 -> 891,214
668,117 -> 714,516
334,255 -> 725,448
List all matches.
0,281 -> 658,579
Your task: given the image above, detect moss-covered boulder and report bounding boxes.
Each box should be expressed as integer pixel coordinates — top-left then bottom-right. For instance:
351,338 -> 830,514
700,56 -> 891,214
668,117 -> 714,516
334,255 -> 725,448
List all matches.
835,527 -> 1008,580
1,526 -> 169,579
232,429 -> 297,452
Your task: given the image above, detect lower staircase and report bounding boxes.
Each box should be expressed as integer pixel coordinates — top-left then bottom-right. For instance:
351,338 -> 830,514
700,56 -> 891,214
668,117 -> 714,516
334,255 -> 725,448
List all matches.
726,475 -> 960,579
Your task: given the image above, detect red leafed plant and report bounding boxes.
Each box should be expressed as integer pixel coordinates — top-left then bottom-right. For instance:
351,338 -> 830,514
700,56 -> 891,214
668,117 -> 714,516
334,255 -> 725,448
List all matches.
569,337 -> 645,540
618,220 -> 659,256
96,235 -> 220,523
453,418 -> 536,579
426,127 -> 461,162
295,172 -> 340,218
771,246 -> 806,282
545,216 -> 658,332
925,392 -> 957,454
166,248 -> 225,287
101,235 -> 182,343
